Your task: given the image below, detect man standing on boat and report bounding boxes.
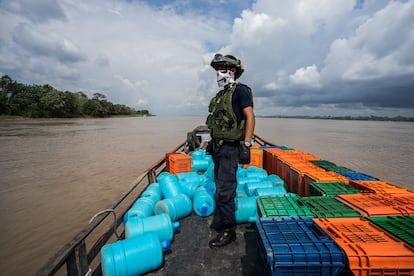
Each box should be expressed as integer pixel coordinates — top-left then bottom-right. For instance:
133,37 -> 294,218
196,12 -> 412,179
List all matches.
206,53 -> 255,247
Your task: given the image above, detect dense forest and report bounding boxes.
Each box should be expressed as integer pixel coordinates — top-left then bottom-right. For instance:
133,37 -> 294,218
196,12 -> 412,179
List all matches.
0,75 -> 151,118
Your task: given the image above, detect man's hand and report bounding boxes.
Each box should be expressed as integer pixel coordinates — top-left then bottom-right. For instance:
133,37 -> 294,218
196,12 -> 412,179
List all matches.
239,144 -> 250,164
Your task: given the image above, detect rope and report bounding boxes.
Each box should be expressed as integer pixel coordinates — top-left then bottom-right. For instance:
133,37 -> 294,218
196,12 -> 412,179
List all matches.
89,209 -> 121,240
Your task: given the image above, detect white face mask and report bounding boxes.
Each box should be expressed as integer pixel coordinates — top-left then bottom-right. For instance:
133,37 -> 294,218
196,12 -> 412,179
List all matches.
217,70 -> 235,89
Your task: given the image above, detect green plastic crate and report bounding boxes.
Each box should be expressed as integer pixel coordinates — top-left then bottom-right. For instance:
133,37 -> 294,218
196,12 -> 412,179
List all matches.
310,160 -> 336,169
309,160 -> 354,173
301,196 -> 361,218
325,166 -> 354,173
368,216 -> 414,248
310,182 -> 361,196
257,195 -> 315,218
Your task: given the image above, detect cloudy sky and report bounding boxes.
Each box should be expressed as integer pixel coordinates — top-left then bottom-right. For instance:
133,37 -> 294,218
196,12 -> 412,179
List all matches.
1,0 -> 413,117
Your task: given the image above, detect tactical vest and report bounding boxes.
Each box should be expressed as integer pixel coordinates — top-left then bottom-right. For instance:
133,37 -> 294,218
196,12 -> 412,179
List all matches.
206,83 -> 250,142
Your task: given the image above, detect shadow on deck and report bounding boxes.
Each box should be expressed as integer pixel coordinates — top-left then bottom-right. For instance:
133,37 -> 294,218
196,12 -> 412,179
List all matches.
146,213 -> 259,276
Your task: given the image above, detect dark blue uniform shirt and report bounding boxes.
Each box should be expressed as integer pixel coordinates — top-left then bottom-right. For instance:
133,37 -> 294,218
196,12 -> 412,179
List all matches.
231,83 -> 253,125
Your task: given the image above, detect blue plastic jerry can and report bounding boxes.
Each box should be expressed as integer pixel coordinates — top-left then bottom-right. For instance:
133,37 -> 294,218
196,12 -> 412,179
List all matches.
235,197 -> 259,223
141,183 -> 162,203
101,233 -> 169,276
192,186 -> 215,217
123,197 -> 155,224
154,193 -> 192,221
125,213 -> 180,242
158,172 -> 183,198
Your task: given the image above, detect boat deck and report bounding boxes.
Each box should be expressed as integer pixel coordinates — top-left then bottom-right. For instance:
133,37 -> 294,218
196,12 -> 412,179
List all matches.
37,131 -> 412,276
146,213 -> 258,275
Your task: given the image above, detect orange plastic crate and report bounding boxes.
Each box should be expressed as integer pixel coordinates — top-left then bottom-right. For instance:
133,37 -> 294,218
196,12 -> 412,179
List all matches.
263,148 -> 287,175
263,148 -> 287,174
280,157 -> 298,186
275,156 -> 285,178
263,149 -> 277,174
263,147 -> 286,155
290,165 -> 325,196
283,159 -> 305,193
282,158 -> 317,192
275,152 -> 303,181
275,150 -> 302,171
336,193 -> 414,217
298,152 -> 321,161
264,148 -> 323,192
303,171 -> 349,197
243,148 -> 263,169
287,165 -> 304,194
350,180 -> 410,194
313,217 -> 414,276
166,153 -> 192,174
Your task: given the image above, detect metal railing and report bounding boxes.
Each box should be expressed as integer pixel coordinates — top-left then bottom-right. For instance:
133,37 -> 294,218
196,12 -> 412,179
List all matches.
37,134 -> 273,276
253,134 -> 274,147
37,141 -> 186,276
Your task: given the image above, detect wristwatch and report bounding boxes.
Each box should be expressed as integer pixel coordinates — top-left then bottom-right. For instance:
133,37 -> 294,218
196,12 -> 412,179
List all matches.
244,141 -> 251,147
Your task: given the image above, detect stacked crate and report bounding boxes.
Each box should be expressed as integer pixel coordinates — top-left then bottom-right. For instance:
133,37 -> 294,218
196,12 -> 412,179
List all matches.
262,147 -> 292,174
368,216 -> 414,248
243,145 -> 264,169
313,217 -> 414,276
349,180 -> 411,194
257,195 -> 315,218
263,147 -> 325,196
256,216 -> 347,276
256,143 -> 414,276
309,160 -> 353,173
289,162 -> 324,196
310,181 -> 361,197
335,193 -> 414,217
302,171 -> 349,197
301,196 -> 361,218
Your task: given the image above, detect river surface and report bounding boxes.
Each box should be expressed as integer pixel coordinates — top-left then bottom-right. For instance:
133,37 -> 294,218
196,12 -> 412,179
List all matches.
0,116 -> 413,275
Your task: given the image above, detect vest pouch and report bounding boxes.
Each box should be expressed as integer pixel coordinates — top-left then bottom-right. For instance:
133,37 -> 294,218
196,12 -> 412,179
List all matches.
207,84 -> 246,142
206,114 -> 214,129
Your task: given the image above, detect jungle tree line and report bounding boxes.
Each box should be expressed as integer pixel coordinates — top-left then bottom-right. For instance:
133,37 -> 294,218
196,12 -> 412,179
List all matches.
0,75 -> 151,118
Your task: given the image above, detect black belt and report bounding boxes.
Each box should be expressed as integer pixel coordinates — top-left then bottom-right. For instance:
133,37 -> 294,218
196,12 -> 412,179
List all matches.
215,140 -> 240,146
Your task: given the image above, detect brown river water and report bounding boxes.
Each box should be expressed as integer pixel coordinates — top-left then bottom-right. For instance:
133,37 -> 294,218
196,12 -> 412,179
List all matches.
0,116 -> 413,275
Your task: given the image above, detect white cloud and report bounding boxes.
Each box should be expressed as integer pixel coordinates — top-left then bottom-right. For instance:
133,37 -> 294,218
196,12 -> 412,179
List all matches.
232,10 -> 286,47
0,0 -> 232,115
289,65 -> 321,88
323,0 -> 414,81
12,23 -> 85,63
263,82 -> 279,90
1,0 -> 413,117
1,0 -> 66,23
227,0 -> 414,116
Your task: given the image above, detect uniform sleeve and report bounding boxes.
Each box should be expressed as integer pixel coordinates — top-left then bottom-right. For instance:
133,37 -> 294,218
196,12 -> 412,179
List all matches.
236,84 -> 253,109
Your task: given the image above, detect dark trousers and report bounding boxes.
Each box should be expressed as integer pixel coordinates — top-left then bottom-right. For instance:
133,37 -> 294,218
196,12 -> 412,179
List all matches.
212,142 -> 240,229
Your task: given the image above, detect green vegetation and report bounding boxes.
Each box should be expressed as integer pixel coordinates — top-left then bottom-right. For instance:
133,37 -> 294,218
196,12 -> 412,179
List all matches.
258,115 -> 414,122
0,75 -> 152,118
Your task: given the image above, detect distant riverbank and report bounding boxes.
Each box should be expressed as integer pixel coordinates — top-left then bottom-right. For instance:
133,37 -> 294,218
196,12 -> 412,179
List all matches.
0,114 -> 153,121
258,115 -> 414,122
3,114 -> 413,122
